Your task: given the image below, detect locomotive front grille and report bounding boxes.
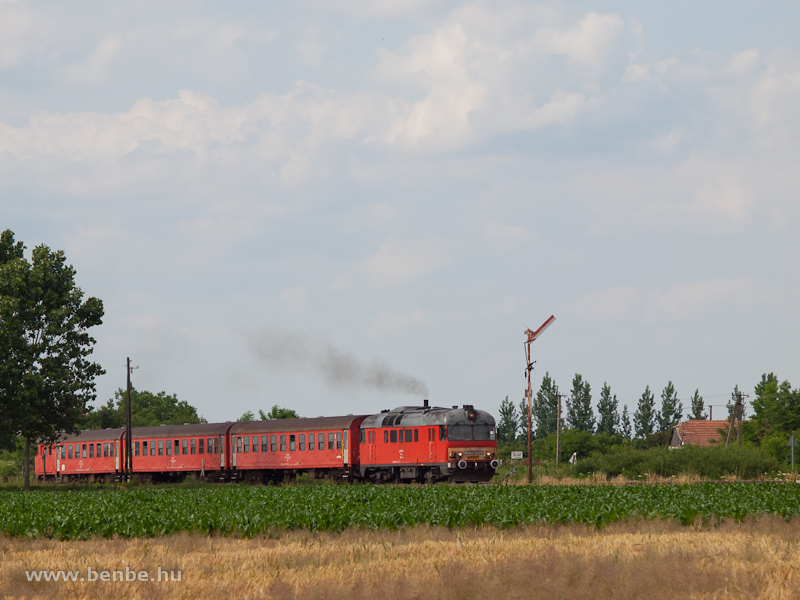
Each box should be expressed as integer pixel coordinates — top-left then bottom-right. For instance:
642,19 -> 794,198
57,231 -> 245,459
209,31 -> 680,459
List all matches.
448,448 -> 496,461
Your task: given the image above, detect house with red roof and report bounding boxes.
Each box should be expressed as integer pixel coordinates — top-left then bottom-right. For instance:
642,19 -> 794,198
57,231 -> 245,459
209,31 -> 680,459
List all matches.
668,420 -> 735,448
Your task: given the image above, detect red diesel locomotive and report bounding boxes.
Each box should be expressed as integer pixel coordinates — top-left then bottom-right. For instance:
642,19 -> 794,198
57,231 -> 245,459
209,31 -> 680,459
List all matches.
34,402 -> 498,484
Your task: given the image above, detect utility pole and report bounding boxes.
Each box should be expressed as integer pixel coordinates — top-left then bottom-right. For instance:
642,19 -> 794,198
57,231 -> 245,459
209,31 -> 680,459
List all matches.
523,315 -> 556,484
556,394 -> 565,465
125,357 -> 136,480
725,392 -> 747,448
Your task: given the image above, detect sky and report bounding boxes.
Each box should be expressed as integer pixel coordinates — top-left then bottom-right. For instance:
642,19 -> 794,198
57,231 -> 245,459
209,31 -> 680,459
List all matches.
2,0 -> 799,425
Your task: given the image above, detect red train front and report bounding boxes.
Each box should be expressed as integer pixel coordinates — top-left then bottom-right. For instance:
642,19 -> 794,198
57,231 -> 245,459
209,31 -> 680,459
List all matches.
358,401 -> 499,483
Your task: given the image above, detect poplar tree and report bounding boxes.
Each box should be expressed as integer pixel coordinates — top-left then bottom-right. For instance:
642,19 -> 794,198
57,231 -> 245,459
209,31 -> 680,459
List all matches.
532,372 -> 559,439
566,373 -> 594,432
496,396 -> 519,443
596,382 -> 619,434
689,389 -> 706,420
620,404 -> 632,439
658,381 -> 683,431
633,385 -> 656,439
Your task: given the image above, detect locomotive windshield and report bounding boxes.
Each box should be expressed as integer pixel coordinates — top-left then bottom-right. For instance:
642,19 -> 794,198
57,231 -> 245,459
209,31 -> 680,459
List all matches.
447,424 -> 496,441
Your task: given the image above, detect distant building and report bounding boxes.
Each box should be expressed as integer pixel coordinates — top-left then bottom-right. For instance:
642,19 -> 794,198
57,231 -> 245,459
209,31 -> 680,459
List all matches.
668,420 -> 737,448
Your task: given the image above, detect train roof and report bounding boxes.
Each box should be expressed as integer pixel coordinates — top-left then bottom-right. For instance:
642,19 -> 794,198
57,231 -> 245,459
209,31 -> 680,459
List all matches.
129,422 -> 234,438
360,405 -> 495,429
230,415 -> 368,434
52,428 -> 125,443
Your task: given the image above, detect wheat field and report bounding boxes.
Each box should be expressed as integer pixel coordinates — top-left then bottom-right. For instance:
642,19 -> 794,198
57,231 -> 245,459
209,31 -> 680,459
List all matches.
3,518 -> 800,599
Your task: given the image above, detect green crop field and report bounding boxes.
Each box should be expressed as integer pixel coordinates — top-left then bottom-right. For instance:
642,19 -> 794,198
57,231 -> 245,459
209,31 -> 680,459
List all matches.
2,483 -> 800,540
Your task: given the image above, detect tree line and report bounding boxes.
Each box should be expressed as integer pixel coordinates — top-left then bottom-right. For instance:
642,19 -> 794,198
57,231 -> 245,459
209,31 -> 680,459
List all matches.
498,372 -> 800,463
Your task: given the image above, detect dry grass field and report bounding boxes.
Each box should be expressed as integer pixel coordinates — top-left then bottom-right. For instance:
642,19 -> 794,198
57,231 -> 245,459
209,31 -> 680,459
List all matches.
3,518 -> 800,600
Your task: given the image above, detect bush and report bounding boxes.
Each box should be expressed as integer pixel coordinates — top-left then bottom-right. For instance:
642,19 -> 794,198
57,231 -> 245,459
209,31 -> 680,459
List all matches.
576,444 -> 780,480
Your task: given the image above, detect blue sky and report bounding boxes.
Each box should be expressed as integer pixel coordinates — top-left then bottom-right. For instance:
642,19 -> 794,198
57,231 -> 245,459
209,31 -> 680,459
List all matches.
2,0 -> 799,424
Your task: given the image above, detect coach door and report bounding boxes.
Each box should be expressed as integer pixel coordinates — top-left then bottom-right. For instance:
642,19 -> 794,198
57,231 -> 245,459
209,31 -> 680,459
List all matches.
219,436 -> 225,468
231,436 -> 237,468
343,431 -> 348,465
429,427 -> 435,461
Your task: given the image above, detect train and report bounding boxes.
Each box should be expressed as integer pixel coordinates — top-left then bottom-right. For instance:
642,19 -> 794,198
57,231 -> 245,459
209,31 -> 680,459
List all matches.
34,401 -> 499,484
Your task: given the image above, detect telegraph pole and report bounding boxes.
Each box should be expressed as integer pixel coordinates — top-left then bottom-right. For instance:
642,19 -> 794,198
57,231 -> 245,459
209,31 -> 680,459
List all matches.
556,394 -> 565,465
523,316 -> 556,484
125,357 -> 136,480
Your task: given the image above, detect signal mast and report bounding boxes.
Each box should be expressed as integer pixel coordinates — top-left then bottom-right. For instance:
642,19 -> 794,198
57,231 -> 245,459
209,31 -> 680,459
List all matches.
524,315 -> 555,484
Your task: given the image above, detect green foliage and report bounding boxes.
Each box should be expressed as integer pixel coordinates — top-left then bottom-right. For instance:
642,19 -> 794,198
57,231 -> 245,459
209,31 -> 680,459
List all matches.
3,482 -> 800,539
658,381 -> 683,432
0,229 -> 104,488
596,382 -> 619,435
260,405 -> 300,420
566,373 -> 594,433
620,404 -> 632,439
84,387 -> 205,428
532,372 -> 559,439
238,411 -> 256,422
690,389 -> 706,420
576,444 -> 780,479
634,386 -> 656,439
496,396 -> 518,443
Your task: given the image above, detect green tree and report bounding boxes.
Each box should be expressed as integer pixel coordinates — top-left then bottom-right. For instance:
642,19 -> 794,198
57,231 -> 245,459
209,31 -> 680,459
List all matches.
496,396 -> 518,443
633,385 -> 656,439
620,404 -> 632,439
258,405 -> 300,419
596,382 -> 619,434
751,373 -> 800,438
658,381 -> 683,432
532,372 -> 560,439
689,389 -> 706,420
566,373 -> 595,433
85,388 -> 205,428
0,230 -> 104,489
238,410 -> 256,422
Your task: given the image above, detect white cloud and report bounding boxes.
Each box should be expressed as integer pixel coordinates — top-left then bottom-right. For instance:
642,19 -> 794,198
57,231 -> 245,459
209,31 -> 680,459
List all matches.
63,35 -> 121,84
573,278 -> 754,324
483,221 -> 532,254
361,238 -> 450,286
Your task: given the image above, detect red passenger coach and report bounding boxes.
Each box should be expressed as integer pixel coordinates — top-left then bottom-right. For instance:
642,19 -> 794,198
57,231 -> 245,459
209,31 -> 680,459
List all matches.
358,403 -> 498,483
36,429 -> 124,483
229,415 -> 367,483
127,423 -> 233,483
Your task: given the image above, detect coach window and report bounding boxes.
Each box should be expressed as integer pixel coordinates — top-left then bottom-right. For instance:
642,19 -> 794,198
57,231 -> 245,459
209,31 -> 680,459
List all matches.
158,440 -> 164,455
191,439 -> 196,455
318,432 -> 324,450
390,430 -> 397,443
135,441 -> 140,457
142,441 -> 148,456
166,439 -> 171,456
80,444 -> 86,458
405,430 -> 412,443
89,444 -> 94,458
308,433 -> 315,451
290,434 -> 296,451
243,436 -> 249,453
280,435 -> 286,452
207,438 -> 214,455
336,432 -> 342,450
325,432 -> 332,450
180,439 -> 187,455
270,435 -> 277,452
151,441 -> 156,456
67,445 -> 72,459
439,425 -> 446,441
198,438 -> 204,454
252,435 -> 258,453
299,434 -> 305,451
384,431 -> 388,443
173,440 -> 179,455
414,429 -> 419,442
261,435 -> 268,452
96,443 -> 101,457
